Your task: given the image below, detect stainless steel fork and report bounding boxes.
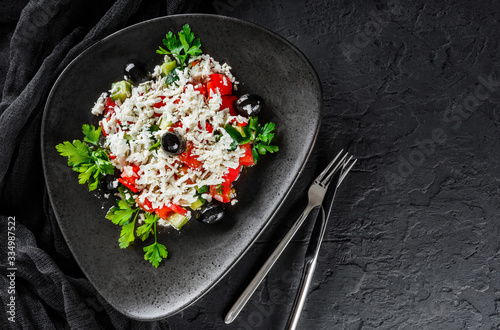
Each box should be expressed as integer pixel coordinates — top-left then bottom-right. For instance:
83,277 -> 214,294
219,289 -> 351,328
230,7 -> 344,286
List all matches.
224,149 -> 350,324
286,156 -> 357,330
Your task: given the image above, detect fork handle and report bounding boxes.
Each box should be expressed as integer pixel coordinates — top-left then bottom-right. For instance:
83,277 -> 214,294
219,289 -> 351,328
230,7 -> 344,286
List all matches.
224,203 -> 317,324
286,256 -> 318,329
285,206 -> 325,330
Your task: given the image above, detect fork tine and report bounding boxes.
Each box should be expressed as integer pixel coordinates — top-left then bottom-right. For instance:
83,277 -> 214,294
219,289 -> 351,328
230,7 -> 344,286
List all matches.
314,149 -> 344,183
319,153 -> 348,187
338,158 -> 356,186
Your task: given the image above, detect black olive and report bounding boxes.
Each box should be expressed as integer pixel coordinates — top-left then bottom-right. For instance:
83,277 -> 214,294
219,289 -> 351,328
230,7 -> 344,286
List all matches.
161,132 -> 186,155
235,94 -> 265,117
197,204 -> 225,224
124,61 -> 150,85
100,174 -> 118,193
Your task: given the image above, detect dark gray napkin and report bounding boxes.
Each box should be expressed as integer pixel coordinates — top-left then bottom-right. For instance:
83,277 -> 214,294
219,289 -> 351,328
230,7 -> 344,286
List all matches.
0,1 -> 202,328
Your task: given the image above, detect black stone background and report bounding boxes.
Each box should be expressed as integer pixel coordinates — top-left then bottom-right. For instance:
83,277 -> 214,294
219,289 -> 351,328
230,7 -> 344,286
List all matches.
3,0 -> 500,329
178,1 -> 500,329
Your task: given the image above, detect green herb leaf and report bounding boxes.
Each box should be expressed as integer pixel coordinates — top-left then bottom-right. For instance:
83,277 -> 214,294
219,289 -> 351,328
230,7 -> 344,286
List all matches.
144,241 -> 168,268
56,125 -> 114,191
117,185 -> 136,204
165,70 -> 179,85
156,24 -> 202,68
149,140 -> 161,151
136,213 -> 159,241
82,124 -> 101,146
143,222 -> 168,268
249,120 -> 279,164
149,125 -> 160,133
196,185 -> 209,194
56,140 -> 92,167
119,221 -> 136,249
224,124 -> 251,145
106,200 -> 138,226
248,116 -> 259,131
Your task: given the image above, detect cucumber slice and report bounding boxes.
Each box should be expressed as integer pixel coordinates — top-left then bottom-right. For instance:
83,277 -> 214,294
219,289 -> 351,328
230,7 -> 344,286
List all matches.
190,197 -> 205,210
111,80 -> 132,102
158,116 -> 172,130
161,61 -> 177,76
167,213 -> 188,230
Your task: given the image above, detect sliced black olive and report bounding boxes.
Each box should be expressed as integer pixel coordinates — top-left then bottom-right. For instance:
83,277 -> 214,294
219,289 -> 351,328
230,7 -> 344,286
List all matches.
161,132 -> 186,155
124,61 -> 150,85
197,204 -> 225,224
235,94 -> 265,117
100,174 -> 118,193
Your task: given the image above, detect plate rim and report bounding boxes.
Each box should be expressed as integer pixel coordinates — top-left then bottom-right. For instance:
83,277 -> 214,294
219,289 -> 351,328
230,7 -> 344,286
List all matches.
41,13 -> 322,320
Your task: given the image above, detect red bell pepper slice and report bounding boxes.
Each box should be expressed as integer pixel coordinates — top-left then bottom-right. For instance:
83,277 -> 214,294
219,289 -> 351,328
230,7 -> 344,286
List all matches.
220,95 -> 238,116
210,180 -> 232,203
155,204 -> 173,220
118,165 -> 141,193
197,121 -> 213,133
178,142 -> 203,170
236,119 -> 248,127
169,203 -> 188,216
104,97 -> 116,117
190,83 -> 206,97
223,164 -> 241,183
154,96 -> 166,108
239,143 -> 255,167
136,196 -> 153,213
118,177 -> 138,193
100,121 -> 108,137
207,74 -> 232,96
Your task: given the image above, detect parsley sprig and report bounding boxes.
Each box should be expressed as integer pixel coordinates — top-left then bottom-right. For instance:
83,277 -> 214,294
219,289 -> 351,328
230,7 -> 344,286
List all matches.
224,116 -> 279,164
143,222 -> 168,268
56,124 -> 114,191
105,188 -> 168,268
156,24 -> 202,68
251,119 -> 279,163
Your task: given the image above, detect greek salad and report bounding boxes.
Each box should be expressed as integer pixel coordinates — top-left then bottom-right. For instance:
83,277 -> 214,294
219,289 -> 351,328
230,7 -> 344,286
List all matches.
56,25 -> 278,267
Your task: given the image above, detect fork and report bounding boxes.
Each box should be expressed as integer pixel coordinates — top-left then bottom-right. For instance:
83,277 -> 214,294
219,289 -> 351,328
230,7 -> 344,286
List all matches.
286,156 -> 356,330
224,149 -> 350,324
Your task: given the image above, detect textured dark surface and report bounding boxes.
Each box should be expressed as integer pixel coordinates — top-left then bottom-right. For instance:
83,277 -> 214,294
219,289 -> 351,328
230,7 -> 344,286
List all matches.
1,0 -> 500,329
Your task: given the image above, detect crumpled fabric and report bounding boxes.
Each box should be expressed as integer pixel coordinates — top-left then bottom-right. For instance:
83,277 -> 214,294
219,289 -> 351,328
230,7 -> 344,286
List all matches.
0,1 -> 201,328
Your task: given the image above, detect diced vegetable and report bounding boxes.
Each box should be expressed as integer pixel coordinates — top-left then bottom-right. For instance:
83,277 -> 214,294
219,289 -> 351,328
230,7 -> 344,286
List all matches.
223,164 -> 241,183
118,177 -> 138,193
207,74 -> 232,96
169,203 -> 188,216
191,83 -> 207,97
136,196 -> 154,213
239,143 -> 255,167
190,197 -> 206,210
220,95 -> 238,115
111,80 -> 132,102
155,204 -> 173,220
161,61 -> 177,76
210,180 -> 232,203
167,213 -> 189,230
104,97 -> 116,117
178,142 -> 203,169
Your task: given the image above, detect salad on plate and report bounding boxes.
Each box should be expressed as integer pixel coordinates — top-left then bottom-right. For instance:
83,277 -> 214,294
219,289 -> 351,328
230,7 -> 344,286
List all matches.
56,25 -> 278,267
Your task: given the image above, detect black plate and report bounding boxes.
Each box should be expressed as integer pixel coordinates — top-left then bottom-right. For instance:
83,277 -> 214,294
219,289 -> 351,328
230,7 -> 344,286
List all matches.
41,14 -> 321,320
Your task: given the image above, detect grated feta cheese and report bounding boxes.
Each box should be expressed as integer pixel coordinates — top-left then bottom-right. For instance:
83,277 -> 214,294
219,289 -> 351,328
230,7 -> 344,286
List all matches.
94,56 -> 247,226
